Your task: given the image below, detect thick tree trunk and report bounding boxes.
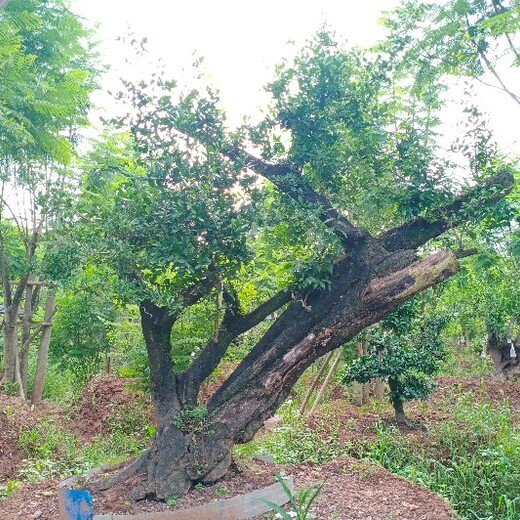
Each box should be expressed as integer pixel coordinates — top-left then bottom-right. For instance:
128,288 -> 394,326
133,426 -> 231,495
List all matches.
486,326 -> 520,380
93,248 -> 459,501
487,328 -> 505,380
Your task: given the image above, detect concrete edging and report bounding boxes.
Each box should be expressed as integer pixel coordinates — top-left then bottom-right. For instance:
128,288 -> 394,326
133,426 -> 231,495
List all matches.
58,468 -> 293,520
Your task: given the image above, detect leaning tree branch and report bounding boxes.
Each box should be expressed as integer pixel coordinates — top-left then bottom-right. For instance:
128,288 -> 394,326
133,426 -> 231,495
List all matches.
378,170 -> 515,252
179,289 -> 292,404
221,146 -> 370,249
208,250 -> 459,437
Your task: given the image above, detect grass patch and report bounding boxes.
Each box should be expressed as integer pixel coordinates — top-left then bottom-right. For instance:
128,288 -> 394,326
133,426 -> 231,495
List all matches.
246,391 -> 520,520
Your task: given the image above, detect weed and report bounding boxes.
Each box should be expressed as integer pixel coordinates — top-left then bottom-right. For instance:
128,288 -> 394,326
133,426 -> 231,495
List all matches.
166,496 -> 177,507
172,405 -> 215,435
263,474 -> 323,520
214,485 -> 229,497
0,479 -> 20,499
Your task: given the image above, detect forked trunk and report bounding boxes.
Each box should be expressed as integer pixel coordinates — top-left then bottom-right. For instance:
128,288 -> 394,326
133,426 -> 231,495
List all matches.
115,249 -> 458,500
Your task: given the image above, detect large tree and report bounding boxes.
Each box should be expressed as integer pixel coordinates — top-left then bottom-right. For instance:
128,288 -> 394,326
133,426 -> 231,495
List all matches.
84,31 -> 515,500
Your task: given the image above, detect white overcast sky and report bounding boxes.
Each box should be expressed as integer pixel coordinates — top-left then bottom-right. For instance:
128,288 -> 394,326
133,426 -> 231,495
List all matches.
71,0 -> 519,155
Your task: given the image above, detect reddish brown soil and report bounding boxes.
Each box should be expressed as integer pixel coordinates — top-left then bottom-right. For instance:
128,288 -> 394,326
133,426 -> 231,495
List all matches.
2,374 -> 518,519
0,395 -> 64,480
73,375 -> 154,441
0,459 -> 456,520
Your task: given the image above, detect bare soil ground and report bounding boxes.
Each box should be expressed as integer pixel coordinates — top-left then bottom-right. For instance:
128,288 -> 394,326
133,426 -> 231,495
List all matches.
2,374 -> 517,520
0,459 -> 456,520
73,375 -> 154,442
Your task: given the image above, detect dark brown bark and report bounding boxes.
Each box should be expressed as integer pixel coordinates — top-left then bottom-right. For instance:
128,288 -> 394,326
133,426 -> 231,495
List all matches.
388,378 -> 406,424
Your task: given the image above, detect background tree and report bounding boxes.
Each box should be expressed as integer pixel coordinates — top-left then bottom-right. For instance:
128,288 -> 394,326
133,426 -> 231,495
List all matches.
343,298 -> 450,423
0,0 -> 99,397
382,0 -> 520,106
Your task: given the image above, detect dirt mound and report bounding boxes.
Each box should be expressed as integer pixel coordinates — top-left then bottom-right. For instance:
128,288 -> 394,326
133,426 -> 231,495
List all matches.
0,396 -> 27,479
73,375 -> 154,441
0,395 -> 63,480
0,480 -> 59,520
434,375 -> 520,411
289,458 -> 456,520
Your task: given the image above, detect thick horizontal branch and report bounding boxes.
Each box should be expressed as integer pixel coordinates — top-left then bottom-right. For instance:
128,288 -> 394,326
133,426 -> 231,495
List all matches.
359,250 -> 459,308
207,250 -> 459,431
378,170 -> 515,252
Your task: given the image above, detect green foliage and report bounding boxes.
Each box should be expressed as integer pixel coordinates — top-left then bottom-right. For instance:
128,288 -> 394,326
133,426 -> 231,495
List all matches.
0,478 -> 20,499
343,301 -> 450,412
50,265 -> 118,381
246,384 -> 519,519
166,496 -> 177,507
0,0 -> 99,162
214,485 -> 229,497
241,400 -> 342,464
382,0 -> 520,82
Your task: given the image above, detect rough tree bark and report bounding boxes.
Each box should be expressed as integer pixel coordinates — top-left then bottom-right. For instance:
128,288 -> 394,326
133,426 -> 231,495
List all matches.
388,378 -> 406,424
31,289 -> 57,405
0,227 -> 39,394
88,155 -> 514,500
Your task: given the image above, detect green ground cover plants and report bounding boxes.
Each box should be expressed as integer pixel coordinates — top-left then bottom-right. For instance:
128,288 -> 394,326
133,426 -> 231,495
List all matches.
245,388 -> 520,520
